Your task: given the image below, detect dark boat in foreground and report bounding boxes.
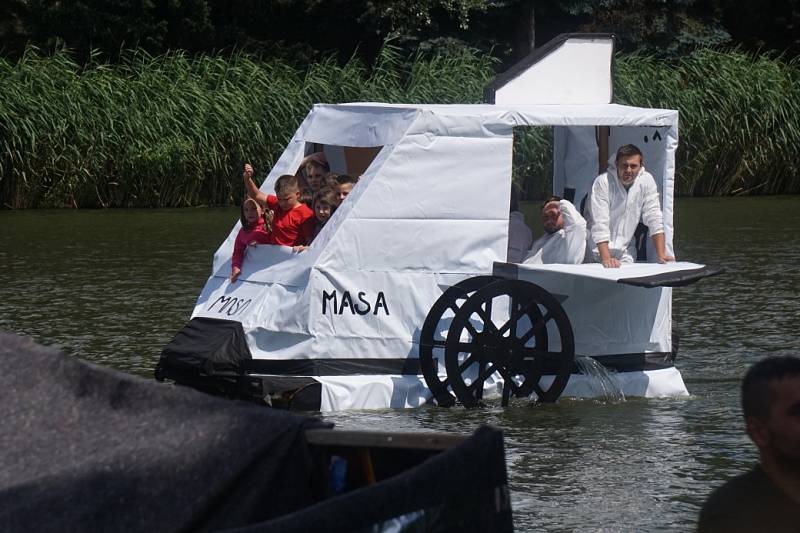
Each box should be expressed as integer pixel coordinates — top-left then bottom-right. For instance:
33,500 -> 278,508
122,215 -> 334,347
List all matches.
0,332 -> 513,532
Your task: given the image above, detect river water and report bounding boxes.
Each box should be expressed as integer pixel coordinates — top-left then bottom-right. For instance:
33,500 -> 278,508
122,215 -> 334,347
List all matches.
1,197 -> 798,531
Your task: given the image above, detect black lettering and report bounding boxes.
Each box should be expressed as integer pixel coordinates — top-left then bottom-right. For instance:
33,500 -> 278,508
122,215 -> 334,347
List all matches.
339,291 -> 355,314
228,298 -> 245,316
374,291 -> 389,315
322,290 -> 337,314
237,299 -> 252,315
208,295 -> 233,312
355,291 -> 371,315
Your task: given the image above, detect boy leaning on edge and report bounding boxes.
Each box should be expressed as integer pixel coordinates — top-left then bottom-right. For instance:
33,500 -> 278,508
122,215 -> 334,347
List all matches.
242,163 -> 316,251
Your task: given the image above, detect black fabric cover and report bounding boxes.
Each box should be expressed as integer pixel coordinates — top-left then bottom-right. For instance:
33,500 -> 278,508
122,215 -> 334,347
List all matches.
159,316 -> 252,374
226,425 -> 514,533
0,332 -> 329,533
242,357 -> 423,376
618,264 -> 725,288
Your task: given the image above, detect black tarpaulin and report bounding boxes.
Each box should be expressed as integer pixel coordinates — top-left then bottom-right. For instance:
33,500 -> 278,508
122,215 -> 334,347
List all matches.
227,425 -> 514,533
159,316 -> 252,373
0,332 -> 328,533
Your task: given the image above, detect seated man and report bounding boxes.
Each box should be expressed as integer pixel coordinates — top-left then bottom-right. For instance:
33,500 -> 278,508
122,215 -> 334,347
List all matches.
243,164 -> 316,248
585,144 -> 674,268
522,196 -> 586,264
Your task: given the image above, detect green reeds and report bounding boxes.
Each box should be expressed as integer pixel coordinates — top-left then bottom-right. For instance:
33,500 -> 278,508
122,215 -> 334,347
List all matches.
1,45 -> 798,207
615,49 -> 800,196
0,44 -> 495,208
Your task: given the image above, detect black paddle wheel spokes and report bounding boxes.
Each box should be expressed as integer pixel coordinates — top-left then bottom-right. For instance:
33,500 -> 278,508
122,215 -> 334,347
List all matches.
443,279 -> 575,407
419,276 -> 498,407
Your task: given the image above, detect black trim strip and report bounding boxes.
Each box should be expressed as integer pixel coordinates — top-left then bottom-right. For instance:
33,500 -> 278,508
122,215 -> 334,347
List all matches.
618,265 -> 725,288
241,352 -> 674,377
484,33 -> 616,104
243,358 -> 422,377
586,352 -> 675,372
492,261 -> 519,280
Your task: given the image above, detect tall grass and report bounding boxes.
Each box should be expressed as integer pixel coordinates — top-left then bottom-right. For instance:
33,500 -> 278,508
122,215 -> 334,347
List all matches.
1,45 -> 799,207
615,49 -> 800,195
0,43 -> 495,208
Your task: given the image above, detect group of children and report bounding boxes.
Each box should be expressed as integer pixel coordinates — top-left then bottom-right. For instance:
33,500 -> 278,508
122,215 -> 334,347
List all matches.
230,153 -> 359,282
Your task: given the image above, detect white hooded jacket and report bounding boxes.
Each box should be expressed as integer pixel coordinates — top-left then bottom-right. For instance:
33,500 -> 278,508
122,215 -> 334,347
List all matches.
585,164 -> 664,263
523,199 -> 587,265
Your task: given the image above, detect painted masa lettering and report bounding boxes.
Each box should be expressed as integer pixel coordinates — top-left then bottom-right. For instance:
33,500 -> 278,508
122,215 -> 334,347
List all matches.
322,290 -> 389,316
207,295 -> 252,316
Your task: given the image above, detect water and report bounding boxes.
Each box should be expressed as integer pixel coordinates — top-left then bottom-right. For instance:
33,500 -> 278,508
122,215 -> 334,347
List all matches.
1,197 -> 799,531
575,356 -> 626,403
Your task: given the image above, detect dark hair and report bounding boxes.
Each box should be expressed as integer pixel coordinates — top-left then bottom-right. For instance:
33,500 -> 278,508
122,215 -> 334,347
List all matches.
305,157 -> 330,174
314,186 -> 340,210
741,356 -> 800,420
324,174 -> 340,189
274,174 -> 299,195
299,187 -> 314,207
541,196 -> 562,210
335,174 -> 359,185
615,144 -> 643,162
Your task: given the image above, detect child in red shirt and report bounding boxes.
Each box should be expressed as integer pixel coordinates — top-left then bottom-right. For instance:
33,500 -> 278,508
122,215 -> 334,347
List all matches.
231,197 -> 274,282
243,164 -> 315,248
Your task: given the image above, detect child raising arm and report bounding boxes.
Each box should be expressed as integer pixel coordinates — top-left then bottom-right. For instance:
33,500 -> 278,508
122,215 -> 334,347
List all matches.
242,163 -> 315,249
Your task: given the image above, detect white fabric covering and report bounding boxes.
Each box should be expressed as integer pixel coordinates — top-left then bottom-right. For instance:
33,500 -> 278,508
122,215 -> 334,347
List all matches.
310,367 -> 687,411
188,101 -> 684,411
522,199 -> 586,264
493,37 -> 614,105
585,165 -> 664,263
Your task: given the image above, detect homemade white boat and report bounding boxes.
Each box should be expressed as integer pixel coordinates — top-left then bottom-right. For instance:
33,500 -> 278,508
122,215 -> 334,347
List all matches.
156,34 -> 721,411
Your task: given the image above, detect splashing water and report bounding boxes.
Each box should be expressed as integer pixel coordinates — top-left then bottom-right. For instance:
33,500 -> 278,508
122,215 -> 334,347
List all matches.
575,356 -> 626,403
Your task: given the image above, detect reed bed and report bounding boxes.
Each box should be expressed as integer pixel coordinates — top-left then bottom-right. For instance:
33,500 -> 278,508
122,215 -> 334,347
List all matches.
615,49 -> 800,196
1,45 -> 798,207
0,44 -> 494,208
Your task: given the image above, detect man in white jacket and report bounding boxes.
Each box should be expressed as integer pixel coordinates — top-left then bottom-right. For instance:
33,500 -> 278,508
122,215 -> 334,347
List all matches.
585,144 -> 674,268
523,196 -> 586,264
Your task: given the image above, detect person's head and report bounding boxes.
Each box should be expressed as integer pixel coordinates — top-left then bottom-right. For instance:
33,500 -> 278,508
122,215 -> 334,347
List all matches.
313,187 -> 339,225
304,157 -> 330,192
615,144 -> 644,188
741,356 -> 800,468
335,174 -> 359,202
541,196 -> 564,234
274,174 -> 301,211
240,197 -> 262,228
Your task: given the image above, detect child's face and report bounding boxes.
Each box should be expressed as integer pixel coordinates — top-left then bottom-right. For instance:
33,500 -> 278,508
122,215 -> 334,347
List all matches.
337,182 -> 354,202
307,165 -> 327,191
277,187 -> 301,211
315,202 -> 332,223
243,201 -> 261,224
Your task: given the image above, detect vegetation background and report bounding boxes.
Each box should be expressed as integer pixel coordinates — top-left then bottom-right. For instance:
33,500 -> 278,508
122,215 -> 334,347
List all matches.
2,0 -> 799,207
